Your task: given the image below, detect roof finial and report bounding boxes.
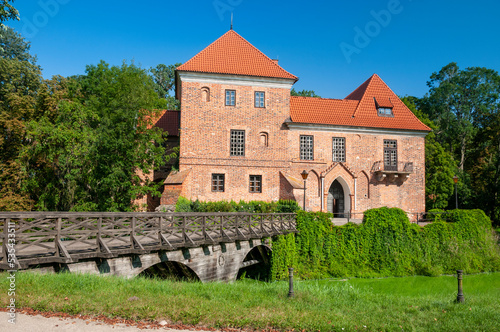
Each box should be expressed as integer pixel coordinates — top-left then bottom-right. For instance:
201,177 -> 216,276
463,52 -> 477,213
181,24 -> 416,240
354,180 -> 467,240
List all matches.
230,12 -> 233,30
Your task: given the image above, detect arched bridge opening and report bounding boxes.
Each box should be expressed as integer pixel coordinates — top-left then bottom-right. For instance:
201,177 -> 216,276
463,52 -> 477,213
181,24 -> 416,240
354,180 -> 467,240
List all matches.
237,244 -> 271,281
139,261 -> 200,282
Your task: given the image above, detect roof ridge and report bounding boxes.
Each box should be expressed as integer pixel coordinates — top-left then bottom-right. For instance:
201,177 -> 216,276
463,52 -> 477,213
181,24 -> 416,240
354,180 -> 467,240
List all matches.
229,30 -> 297,79
176,30 -> 234,71
177,30 -> 297,80
351,74 -> 377,118
367,75 -> 430,130
291,96 -> 352,102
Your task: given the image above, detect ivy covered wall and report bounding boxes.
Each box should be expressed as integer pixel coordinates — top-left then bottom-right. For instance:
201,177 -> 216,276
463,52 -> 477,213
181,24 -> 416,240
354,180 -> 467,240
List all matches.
271,208 -> 500,280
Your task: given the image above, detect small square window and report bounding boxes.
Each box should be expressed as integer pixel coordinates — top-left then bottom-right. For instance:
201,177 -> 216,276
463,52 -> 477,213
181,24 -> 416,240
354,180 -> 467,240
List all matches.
212,174 -> 225,192
249,175 -> 262,193
255,91 -> 265,108
230,130 -> 245,156
225,90 -> 235,106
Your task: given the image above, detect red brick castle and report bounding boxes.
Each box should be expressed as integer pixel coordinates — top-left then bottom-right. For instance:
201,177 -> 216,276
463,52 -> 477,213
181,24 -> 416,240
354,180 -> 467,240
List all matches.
160,30 -> 430,218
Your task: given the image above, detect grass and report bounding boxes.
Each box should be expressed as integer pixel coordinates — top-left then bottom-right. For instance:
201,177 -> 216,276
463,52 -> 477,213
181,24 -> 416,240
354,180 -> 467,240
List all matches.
1,272 -> 499,331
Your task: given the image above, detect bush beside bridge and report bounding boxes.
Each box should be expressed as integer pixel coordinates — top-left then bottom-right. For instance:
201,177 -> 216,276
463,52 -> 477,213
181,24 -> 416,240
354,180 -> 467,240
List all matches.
271,208 -> 500,280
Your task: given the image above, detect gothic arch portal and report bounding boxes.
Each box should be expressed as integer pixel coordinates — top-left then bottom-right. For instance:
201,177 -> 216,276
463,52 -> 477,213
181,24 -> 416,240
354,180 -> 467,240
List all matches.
327,177 -> 351,217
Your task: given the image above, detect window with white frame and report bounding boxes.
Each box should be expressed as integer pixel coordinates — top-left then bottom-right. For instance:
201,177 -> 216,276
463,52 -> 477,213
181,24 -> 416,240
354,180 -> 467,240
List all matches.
332,137 -> 346,162
230,130 -> 245,156
225,90 -> 235,106
254,91 -> 265,108
300,135 -> 314,160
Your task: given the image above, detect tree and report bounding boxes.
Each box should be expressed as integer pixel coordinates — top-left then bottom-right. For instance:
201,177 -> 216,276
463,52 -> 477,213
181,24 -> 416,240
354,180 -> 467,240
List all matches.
401,96 -> 456,209
466,101 -> 500,225
150,63 -> 181,110
291,88 -> 320,98
422,63 -> 500,170
418,63 -> 500,224
22,61 -> 170,211
0,26 -> 36,63
0,27 -> 42,210
0,0 -> 18,28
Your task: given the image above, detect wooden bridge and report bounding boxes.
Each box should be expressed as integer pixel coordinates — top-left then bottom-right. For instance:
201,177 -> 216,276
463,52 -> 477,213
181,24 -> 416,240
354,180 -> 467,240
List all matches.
0,212 -> 297,282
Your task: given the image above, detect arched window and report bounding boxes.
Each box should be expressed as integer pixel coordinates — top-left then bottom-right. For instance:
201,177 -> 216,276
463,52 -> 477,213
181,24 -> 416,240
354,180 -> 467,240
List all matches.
259,132 -> 269,147
201,87 -> 210,102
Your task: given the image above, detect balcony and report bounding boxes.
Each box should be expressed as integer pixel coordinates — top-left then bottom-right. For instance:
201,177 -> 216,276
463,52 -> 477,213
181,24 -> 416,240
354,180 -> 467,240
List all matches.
372,161 -> 413,182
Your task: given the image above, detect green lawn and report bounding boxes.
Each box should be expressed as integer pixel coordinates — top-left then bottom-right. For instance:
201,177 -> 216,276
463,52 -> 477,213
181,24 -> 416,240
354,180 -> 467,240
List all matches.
1,272 -> 499,331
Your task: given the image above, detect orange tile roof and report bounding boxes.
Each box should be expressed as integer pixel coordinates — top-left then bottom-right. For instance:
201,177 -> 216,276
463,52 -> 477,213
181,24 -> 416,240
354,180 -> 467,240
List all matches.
146,110 -> 180,135
154,110 -> 180,136
177,30 -> 297,81
374,96 -> 393,108
290,74 -> 431,132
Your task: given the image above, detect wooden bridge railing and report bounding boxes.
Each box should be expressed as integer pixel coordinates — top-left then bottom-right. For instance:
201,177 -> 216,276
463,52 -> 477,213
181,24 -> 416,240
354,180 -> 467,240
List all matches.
0,212 -> 297,270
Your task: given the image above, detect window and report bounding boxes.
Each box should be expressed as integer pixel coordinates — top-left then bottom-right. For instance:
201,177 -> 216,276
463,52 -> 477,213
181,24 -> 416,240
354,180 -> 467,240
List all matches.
300,135 -> 314,160
230,130 -> 245,156
332,137 -> 346,162
383,140 -> 397,171
249,175 -> 262,193
225,90 -> 235,106
374,97 -> 394,117
201,87 -> 210,102
254,91 -> 265,108
212,174 -> 225,192
378,107 -> 393,117
259,132 -> 268,147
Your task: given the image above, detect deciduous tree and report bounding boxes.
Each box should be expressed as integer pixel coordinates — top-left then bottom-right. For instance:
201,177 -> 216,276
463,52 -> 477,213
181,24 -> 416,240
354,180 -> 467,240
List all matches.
402,96 -> 456,209
22,61 -> 170,211
291,88 -> 320,98
0,27 -> 41,210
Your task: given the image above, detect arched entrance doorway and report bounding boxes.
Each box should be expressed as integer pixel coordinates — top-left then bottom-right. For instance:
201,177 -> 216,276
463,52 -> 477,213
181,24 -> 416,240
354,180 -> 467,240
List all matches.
328,180 -> 345,217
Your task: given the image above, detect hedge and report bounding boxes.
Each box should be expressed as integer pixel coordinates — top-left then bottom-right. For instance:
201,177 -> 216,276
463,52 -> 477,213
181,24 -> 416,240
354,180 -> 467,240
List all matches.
174,197 -> 300,213
270,208 -> 500,280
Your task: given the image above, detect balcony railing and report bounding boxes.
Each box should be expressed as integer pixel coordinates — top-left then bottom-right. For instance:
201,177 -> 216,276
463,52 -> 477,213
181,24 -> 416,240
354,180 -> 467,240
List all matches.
372,161 -> 413,182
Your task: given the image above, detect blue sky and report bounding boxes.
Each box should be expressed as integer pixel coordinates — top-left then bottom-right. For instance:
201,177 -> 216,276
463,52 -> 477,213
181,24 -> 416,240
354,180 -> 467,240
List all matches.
6,0 -> 500,99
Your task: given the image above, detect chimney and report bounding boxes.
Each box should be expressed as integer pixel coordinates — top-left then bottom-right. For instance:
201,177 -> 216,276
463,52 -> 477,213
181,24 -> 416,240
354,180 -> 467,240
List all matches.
272,59 -> 279,65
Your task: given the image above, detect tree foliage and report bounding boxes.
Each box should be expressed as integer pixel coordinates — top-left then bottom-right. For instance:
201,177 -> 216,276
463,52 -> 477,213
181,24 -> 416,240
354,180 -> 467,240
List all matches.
0,0 -> 18,28
0,26 -> 36,63
291,88 -> 320,98
150,63 -> 181,110
21,61 -> 169,211
0,27 -> 42,210
422,62 -> 500,170
416,63 -> 500,224
401,96 -> 456,209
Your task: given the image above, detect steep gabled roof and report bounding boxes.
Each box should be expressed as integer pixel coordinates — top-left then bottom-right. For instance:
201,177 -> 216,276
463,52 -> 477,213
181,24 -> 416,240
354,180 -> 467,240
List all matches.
290,74 -> 431,132
176,30 -> 297,81
147,110 -> 180,136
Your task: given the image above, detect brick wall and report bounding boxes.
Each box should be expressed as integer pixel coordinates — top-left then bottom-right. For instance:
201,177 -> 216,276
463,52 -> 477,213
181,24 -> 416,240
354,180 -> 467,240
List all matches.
171,74 -> 426,216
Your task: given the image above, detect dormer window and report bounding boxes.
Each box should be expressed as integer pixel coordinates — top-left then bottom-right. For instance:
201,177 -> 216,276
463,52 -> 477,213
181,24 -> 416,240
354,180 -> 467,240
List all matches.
374,97 -> 394,117
378,107 -> 393,116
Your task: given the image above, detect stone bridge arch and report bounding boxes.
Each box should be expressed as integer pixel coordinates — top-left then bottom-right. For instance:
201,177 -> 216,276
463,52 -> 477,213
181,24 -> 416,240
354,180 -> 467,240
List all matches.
48,240 -> 271,282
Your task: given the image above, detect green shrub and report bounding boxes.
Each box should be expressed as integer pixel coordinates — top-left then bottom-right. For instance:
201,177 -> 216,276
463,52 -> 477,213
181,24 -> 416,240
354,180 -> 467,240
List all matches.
271,208 -> 500,280
175,196 -> 192,212
427,208 -> 446,222
174,198 -> 300,214
276,200 -> 301,213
